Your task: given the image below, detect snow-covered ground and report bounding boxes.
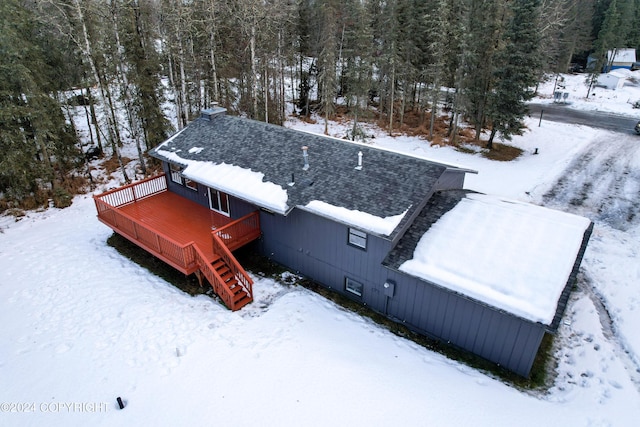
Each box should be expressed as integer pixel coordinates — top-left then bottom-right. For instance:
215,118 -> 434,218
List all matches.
1,73 -> 640,426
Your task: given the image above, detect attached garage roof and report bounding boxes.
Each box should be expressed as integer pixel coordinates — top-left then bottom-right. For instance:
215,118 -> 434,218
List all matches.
385,190 -> 593,325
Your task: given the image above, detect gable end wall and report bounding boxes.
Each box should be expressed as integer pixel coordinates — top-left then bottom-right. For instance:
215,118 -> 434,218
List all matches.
383,269 -> 545,376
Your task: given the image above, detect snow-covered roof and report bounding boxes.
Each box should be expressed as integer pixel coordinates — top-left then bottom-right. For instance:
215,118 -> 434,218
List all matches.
608,48 -> 636,64
601,70 -> 627,79
157,151 -> 289,214
149,110 -> 472,237
303,201 -> 408,236
390,191 -> 591,325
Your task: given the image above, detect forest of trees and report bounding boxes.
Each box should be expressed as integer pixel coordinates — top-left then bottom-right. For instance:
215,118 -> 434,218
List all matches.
2,0 -> 639,210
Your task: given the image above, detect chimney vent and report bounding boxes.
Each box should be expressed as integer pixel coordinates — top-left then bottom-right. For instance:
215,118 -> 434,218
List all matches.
302,146 -> 309,170
355,151 -> 363,170
201,106 -> 227,121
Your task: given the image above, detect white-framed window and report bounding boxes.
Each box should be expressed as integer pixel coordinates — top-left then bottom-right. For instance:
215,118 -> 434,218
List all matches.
169,163 -> 183,184
345,277 -> 363,297
348,228 -> 367,250
185,178 -> 198,191
208,188 -> 230,216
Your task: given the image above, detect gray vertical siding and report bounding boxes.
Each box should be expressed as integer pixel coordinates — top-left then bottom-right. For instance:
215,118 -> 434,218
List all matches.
384,269 -> 545,376
160,162 -> 547,376
258,206 -> 545,376
434,169 -> 467,191
259,208 -> 393,313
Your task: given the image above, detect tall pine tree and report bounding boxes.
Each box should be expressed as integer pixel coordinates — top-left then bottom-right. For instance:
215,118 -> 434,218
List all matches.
0,0 -> 80,208
486,0 -> 542,148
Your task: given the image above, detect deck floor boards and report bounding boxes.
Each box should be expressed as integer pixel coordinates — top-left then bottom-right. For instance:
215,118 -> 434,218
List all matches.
119,192 -> 227,263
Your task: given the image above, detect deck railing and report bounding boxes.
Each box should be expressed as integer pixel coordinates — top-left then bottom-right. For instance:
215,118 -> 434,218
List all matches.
95,195 -> 198,272
212,232 -> 253,301
191,245 -> 236,309
214,211 -> 261,251
96,174 -> 167,208
94,176 -> 260,309
93,175 -> 199,274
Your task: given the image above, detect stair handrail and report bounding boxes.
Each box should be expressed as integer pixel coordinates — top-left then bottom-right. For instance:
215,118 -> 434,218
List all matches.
191,245 -> 236,309
211,232 -> 253,299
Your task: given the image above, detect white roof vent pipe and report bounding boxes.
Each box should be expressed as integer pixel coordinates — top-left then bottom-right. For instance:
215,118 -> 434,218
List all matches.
302,146 -> 309,170
355,151 -> 363,170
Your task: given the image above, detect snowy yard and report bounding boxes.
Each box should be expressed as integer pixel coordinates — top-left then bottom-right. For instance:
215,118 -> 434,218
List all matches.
1,73 -> 640,426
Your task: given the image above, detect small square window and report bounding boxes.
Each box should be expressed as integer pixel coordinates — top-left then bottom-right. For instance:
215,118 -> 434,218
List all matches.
345,277 -> 363,297
348,228 -> 367,250
185,178 -> 198,191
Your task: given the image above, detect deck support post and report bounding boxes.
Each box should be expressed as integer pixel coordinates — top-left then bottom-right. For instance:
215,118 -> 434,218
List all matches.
194,270 -> 204,287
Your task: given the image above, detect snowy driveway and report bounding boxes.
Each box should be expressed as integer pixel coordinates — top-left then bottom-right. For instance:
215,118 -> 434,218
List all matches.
540,131 -> 640,394
542,131 -> 640,231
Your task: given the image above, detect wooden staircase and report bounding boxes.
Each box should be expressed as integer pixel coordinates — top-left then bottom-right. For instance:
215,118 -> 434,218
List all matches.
210,257 -> 252,310
93,178 -> 259,311
192,240 -> 254,312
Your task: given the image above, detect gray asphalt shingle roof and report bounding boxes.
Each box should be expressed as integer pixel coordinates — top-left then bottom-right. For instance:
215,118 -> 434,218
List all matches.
383,189 -> 473,269
149,109 -> 455,236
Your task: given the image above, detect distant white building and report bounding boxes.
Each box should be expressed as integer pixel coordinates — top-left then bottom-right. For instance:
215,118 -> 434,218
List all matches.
597,70 -> 627,90
606,48 -> 636,71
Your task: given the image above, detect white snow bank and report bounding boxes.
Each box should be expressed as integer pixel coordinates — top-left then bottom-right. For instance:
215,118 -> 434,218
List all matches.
399,193 -> 591,324
156,149 -> 289,214
304,200 -> 407,236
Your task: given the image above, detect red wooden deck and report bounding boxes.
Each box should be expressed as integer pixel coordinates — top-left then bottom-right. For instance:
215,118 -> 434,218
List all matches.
93,174 -> 261,311
118,191 -> 225,264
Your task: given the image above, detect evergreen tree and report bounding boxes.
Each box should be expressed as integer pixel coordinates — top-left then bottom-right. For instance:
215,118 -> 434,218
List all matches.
625,0 -> 640,51
486,0 -> 542,148
462,0 -> 508,140
122,0 -> 171,150
588,0 -> 619,96
423,0 -> 452,139
317,0 -> 338,134
341,0 -> 375,141
0,0 -> 80,207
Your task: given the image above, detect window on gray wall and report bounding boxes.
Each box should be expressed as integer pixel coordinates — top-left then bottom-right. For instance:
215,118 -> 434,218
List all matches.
209,188 -> 230,216
345,277 -> 363,297
169,163 -> 183,184
348,228 -> 367,250
185,178 -> 198,191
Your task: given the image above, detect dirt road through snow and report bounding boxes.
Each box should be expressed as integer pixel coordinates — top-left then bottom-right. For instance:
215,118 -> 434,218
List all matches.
542,131 -> 640,231
541,130 -> 640,393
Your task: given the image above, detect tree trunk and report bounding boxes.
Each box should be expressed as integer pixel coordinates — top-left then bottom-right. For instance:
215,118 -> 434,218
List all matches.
112,1 -> 146,176
167,52 -> 182,130
87,88 -> 103,152
389,58 -> 395,136
428,85 -> 439,140
487,128 -> 497,149
72,0 -> 128,182
250,24 -> 258,119
81,88 -> 97,149
178,35 -> 188,127
264,65 -> 269,123
210,33 -> 220,102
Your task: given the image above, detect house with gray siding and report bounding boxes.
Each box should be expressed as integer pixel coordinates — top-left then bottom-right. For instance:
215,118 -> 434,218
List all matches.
94,107 -> 592,377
